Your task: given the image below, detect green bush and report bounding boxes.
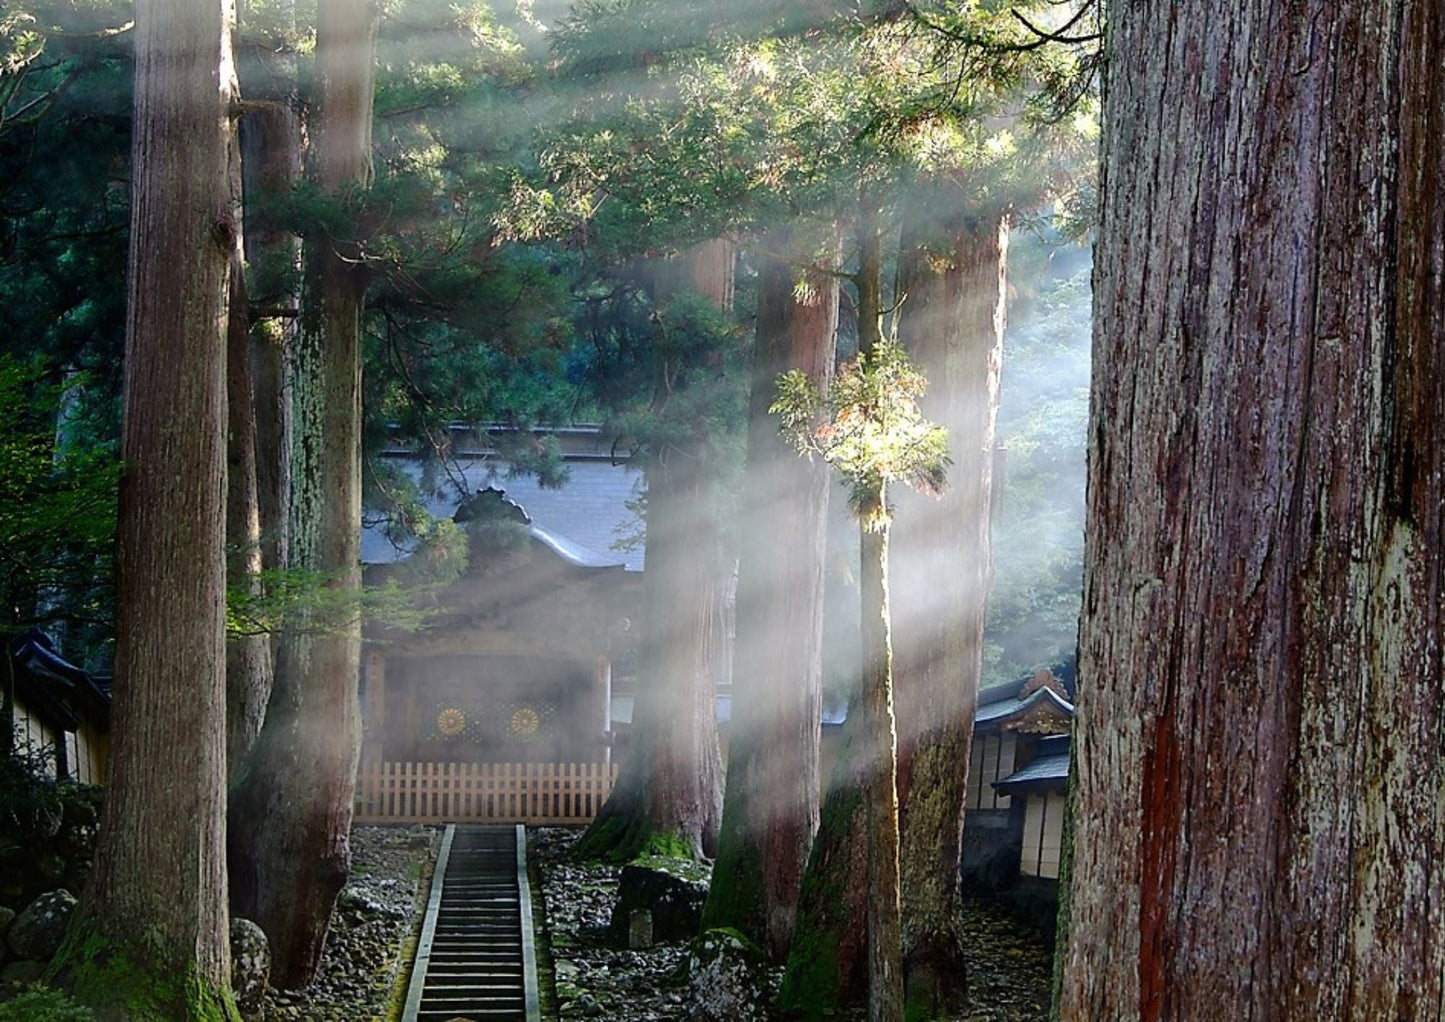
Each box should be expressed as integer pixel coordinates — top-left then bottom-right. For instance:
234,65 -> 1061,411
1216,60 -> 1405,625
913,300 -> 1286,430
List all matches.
0,987 -> 97,1021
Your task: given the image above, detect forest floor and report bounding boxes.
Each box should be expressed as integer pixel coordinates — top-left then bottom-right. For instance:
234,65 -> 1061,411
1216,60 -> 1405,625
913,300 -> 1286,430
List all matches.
255,825 -> 439,1021
255,824 -> 1053,1021
530,827 -> 1055,1022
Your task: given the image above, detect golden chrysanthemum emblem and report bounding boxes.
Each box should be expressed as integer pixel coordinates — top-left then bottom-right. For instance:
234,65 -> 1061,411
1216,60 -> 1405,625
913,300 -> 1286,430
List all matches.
509,706 -> 541,737
435,706 -> 467,738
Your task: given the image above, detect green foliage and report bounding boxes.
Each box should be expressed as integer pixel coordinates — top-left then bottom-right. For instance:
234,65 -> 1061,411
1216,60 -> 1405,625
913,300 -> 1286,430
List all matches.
566,281 -> 746,554
226,550 -> 467,639
0,356 -> 118,654
590,289 -> 746,464
0,987 -> 97,1021
0,1 -> 132,380
983,251 -> 1089,685
0,741 -> 63,832
773,339 -> 949,529
358,1 -> 587,460
515,0 -> 1095,267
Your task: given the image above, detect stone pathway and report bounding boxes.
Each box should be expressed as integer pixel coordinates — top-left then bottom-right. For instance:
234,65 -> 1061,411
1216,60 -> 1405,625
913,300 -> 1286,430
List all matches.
248,824 -> 1054,1021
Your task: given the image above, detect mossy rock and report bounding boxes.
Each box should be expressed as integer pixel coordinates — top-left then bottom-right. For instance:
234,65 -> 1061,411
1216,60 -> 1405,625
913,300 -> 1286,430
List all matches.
608,859 -> 711,946
629,855 -> 712,886
684,928 -> 770,1022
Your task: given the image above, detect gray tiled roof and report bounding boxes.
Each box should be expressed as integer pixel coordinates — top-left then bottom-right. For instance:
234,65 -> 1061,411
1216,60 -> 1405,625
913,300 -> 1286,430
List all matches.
973,686 -> 1074,727
993,751 -> 1070,793
363,454 -> 645,571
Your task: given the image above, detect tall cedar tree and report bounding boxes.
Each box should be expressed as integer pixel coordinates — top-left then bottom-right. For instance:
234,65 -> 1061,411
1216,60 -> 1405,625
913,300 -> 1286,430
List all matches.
1059,1 -> 1445,1018
226,0 -> 303,800
48,0 -> 241,1016
574,245 -> 733,861
854,217 -> 903,1022
226,247 -> 272,779
703,226 -> 838,959
237,0 -> 304,594
773,209 -> 949,1022
891,205 -> 1006,1014
229,0 -> 377,987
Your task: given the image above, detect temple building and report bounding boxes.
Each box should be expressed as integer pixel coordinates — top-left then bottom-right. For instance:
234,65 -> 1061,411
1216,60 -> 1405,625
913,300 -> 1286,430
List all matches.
355,430 -> 644,822
961,668 -> 1074,934
6,629 -> 111,786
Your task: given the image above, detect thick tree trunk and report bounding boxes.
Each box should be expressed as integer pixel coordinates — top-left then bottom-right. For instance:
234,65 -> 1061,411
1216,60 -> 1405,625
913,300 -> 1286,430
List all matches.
891,210 -> 1005,1014
52,0 -> 240,1016
778,719 -> 869,1018
1059,2 -> 1445,1019
229,0 -> 376,988
579,453 -> 726,860
779,212 -> 906,1020
704,229 -> 837,959
576,244 -> 732,862
226,252 -> 273,779
238,0 -> 302,580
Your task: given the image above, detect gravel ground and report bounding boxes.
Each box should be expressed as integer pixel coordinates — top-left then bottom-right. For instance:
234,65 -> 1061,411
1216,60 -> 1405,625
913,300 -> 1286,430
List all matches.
256,824 -> 1052,1021
530,828 -> 696,1022
530,827 -> 1054,1022
255,825 -> 439,1022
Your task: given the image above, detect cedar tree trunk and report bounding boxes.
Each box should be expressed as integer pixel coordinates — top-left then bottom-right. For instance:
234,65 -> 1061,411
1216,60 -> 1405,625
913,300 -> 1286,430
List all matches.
778,714 -> 870,1018
891,209 -> 1005,1013
704,228 -> 837,959
238,0 -> 303,581
1059,2 -> 1445,1018
579,452 -> 727,860
575,244 -> 732,861
229,0 -> 376,987
51,0 -> 240,1015
226,250 -> 273,778
856,217 -> 904,1022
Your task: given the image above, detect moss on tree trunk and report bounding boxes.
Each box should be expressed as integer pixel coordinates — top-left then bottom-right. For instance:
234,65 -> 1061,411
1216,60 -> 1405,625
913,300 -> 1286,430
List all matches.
892,208 -> 1006,1017
53,0 -> 240,1015
704,226 -> 837,958
227,0 -> 376,987
777,746 -> 867,1019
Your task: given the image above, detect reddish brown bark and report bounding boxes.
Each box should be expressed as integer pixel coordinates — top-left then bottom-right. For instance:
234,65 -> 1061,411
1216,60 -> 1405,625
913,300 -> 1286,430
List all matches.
576,243 -> 732,861
53,0 -> 239,1015
580,453 -> 727,859
228,0 -> 376,987
1060,2 -> 1445,1019
892,209 -> 1005,1013
705,228 -> 837,959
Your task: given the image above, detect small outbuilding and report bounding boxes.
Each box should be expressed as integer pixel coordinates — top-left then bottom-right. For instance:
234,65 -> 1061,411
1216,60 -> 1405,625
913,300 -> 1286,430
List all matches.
961,668 -> 1074,928
6,629 -> 110,785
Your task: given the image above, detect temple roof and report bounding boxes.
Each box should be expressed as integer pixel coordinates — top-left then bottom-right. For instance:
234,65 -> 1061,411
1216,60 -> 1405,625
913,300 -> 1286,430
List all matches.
974,686 -> 1074,733
10,630 -> 110,733
993,735 -> 1071,795
363,448 -> 644,572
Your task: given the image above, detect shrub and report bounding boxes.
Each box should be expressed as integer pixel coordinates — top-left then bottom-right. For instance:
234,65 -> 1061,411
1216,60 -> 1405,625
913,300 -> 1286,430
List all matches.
0,987 -> 97,1021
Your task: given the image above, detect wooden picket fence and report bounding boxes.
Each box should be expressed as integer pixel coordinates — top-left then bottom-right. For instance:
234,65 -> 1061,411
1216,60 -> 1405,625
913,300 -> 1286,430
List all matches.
353,761 -> 619,824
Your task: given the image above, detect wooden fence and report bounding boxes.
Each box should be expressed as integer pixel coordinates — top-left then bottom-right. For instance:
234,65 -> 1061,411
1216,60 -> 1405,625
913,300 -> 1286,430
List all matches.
354,761 -> 619,824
